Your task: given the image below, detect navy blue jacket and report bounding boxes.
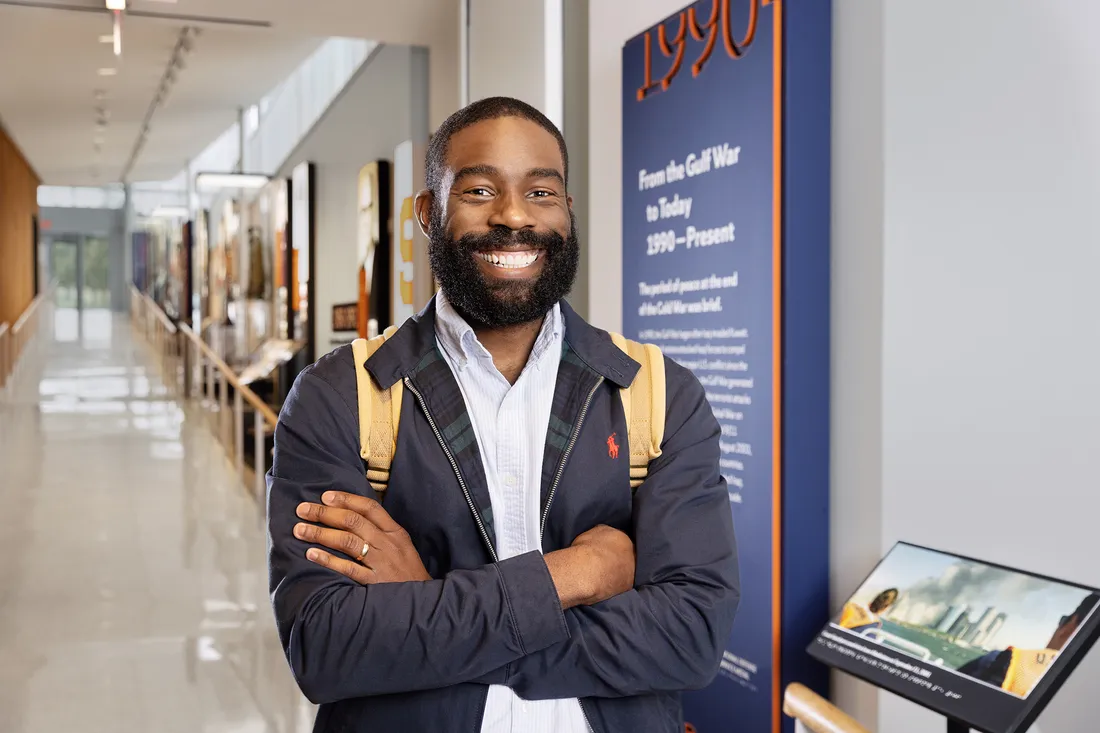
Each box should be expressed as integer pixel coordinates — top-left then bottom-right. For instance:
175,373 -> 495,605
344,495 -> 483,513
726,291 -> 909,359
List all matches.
267,299 -> 740,732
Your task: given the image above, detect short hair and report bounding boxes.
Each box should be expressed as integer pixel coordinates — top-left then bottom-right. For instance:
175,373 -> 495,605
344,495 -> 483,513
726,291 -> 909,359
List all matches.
1071,593 -> 1100,624
870,588 -> 899,613
425,96 -> 569,197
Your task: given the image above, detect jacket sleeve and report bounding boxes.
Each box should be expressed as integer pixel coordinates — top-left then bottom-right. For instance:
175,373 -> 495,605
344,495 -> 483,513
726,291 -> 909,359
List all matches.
498,361 -> 740,699
267,368 -> 570,705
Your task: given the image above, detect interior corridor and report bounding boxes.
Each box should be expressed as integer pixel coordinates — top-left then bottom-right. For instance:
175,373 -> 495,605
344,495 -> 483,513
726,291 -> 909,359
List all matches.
0,310 -> 313,733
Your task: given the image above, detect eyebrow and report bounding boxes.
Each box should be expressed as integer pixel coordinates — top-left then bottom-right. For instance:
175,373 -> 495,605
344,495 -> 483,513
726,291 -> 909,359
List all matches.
452,165 -> 565,187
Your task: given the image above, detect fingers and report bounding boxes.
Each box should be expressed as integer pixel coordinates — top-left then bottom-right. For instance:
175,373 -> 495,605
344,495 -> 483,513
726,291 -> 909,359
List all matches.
304,548 -> 376,585
296,500 -> 376,537
320,491 -> 403,533
294,522 -> 376,563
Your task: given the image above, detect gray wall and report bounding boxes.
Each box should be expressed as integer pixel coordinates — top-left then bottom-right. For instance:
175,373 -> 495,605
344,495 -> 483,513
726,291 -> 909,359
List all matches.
277,44 -> 430,355
562,0 -> 589,319
878,2 -> 1100,731
829,0 -> 885,723
39,206 -> 127,311
589,2 -> 1100,731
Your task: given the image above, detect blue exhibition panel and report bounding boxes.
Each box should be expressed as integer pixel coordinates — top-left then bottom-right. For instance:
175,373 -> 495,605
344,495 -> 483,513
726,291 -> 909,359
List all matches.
621,2 -> 831,731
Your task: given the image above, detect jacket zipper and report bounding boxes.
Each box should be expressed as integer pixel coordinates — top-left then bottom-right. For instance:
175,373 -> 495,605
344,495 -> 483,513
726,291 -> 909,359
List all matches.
540,376 -> 603,733
580,699 -> 596,733
539,376 -> 604,544
404,376 -> 498,563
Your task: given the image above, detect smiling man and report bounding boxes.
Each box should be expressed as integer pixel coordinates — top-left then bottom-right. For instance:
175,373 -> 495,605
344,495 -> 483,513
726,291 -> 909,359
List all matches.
266,97 -> 740,733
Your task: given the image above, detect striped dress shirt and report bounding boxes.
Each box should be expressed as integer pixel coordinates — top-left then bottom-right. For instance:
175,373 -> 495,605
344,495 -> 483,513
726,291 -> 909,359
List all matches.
434,290 -> 589,733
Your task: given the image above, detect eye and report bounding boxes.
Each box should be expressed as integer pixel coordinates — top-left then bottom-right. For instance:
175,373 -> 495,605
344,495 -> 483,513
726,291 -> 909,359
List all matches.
529,189 -> 556,199
465,187 -> 493,197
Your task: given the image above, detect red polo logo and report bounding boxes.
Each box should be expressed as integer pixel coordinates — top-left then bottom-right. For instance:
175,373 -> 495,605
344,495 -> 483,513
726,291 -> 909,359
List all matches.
607,433 -> 620,459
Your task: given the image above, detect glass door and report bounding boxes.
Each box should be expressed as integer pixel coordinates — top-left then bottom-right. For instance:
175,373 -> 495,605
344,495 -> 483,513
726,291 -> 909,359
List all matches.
82,237 -> 111,309
50,240 -> 80,309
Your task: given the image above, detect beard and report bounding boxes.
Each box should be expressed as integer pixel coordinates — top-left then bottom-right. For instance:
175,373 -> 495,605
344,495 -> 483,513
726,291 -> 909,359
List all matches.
428,206 -> 580,328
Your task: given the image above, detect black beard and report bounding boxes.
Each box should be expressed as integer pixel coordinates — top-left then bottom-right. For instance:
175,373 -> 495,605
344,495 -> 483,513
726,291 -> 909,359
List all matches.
428,207 -> 580,328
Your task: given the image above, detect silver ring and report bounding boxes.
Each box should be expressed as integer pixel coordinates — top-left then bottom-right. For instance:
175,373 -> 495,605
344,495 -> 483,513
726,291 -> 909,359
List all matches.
355,542 -> 370,563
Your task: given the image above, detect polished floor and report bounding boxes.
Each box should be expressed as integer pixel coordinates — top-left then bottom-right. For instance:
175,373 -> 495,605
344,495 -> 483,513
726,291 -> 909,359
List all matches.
0,309 -> 314,733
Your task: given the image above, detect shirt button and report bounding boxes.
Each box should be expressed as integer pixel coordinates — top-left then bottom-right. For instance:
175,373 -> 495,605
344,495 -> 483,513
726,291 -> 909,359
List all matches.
503,474 -> 517,487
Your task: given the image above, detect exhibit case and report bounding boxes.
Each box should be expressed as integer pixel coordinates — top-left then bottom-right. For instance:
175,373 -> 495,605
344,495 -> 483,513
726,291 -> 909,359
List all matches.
810,543 -> 1100,733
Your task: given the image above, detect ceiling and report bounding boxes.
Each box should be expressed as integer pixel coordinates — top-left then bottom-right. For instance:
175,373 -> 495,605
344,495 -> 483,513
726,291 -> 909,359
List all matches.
0,0 -> 453,187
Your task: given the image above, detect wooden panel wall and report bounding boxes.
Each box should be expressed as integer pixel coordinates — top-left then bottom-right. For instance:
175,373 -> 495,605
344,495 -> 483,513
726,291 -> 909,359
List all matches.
0,123 -> 40,325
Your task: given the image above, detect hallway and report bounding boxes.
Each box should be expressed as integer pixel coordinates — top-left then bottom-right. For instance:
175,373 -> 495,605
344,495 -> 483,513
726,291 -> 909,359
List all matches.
0,310 -> 313,733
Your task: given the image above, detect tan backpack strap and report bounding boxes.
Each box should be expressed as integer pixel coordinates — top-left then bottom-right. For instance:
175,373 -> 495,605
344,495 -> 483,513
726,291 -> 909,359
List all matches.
609,332 -> 666,489
351,325 -> 402,495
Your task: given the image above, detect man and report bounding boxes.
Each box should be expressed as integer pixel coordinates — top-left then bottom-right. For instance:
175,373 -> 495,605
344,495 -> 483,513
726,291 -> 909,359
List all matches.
267,96 -> 740,732
838,588 -> 898,634
958,592 -> 1098,697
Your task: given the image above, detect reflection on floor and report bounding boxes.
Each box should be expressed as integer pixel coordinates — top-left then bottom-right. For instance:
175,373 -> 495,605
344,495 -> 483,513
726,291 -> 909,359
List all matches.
0,311 -> 314,733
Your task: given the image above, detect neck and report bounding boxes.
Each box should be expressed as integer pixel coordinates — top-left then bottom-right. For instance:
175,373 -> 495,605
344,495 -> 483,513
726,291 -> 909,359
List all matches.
473,318 -> 544,385
432,291 -> 547,384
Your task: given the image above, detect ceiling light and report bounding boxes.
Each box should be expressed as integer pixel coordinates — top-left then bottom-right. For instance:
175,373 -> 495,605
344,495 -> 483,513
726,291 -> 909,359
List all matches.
151,206 -> 190,219
195,172 -> 270,191
98,68 -> 117,76
105,0 -> 126,10
99,34 -> 113,43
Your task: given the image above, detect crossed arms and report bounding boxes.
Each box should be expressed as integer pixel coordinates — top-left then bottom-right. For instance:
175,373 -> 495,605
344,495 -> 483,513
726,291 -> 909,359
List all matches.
267,367 -> 740,705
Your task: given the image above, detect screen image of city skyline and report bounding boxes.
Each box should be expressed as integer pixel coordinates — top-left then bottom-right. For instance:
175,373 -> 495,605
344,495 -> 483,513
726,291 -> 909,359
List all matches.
846,544 -> 1095,651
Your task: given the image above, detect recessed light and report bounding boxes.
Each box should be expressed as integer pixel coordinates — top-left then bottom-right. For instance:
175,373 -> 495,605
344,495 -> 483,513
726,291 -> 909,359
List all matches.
99,34 -> 114,44
98,68 -> 118,76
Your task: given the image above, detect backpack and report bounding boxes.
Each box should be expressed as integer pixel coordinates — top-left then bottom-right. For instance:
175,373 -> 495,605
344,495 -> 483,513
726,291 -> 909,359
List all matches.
351,327 -> 666,497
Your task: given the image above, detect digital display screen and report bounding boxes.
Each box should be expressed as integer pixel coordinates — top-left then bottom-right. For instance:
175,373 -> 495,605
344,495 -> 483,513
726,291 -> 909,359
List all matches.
809,542 -> 1100,733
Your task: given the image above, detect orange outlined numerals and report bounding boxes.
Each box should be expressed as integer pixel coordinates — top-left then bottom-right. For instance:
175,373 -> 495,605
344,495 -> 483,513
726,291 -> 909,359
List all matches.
638,0 -> 770,100
723,0 -> 760,58
636,11 -> 687,100
689,0 -> 720,77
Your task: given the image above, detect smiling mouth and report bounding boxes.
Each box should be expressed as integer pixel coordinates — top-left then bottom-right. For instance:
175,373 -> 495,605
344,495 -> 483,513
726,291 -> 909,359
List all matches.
476,250 -> 541,270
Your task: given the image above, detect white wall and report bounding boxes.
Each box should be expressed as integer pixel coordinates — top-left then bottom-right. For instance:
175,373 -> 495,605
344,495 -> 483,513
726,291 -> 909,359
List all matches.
466,0 -> 562,129
879,2 -> 1100,731
277,44 -> 430,356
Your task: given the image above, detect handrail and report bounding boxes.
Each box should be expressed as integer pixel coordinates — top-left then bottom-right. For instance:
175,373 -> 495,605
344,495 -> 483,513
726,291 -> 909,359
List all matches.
783,683 -> 871,733
2,282 -> 55,391
129,285 -> 279,505
12,289 -> 47,334
130,287 -> 277,427
177,321 -> 280,428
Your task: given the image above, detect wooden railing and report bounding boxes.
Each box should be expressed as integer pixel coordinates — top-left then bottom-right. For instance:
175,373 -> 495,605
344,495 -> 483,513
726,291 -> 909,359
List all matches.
0,286 -> 54,393
784,684 -> 871,733
130,287 -> 279,503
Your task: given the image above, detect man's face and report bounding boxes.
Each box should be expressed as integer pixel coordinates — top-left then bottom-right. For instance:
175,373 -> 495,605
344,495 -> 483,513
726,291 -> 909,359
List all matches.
418,116 -> 578,328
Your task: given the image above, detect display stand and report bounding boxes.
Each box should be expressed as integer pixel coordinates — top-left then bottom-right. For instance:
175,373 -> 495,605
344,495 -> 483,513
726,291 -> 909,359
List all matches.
809,542 -> 1100,733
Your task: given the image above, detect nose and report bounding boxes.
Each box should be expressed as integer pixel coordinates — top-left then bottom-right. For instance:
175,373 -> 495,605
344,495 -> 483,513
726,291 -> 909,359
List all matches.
486,189 -> 536,230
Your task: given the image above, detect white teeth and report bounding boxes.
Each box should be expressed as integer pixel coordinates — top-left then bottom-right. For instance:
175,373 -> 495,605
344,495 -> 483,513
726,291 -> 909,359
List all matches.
478,251 -> 539,269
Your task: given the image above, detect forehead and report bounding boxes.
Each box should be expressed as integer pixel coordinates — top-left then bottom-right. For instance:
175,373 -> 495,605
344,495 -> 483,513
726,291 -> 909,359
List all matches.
445,116 -> 564,177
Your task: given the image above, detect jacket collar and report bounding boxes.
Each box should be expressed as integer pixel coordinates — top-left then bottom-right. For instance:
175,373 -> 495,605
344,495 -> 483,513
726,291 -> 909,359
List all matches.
365,295 -> 640,390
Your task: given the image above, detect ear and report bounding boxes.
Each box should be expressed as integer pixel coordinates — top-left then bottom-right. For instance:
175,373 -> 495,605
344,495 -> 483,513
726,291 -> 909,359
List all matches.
567,193 -> 574,210
414,189 -> 434,238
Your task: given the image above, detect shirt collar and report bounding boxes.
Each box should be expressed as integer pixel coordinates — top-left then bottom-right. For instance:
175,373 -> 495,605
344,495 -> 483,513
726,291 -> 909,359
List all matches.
434,289 -> 562,372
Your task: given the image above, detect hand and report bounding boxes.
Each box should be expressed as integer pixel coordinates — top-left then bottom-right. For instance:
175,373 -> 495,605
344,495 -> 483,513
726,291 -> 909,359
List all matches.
294,491 -> 432,584
545,525 -> 635,610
